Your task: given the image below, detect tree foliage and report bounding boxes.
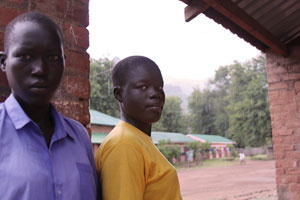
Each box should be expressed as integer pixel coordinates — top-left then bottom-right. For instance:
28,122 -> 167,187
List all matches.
157,140 -> 181,164
187,55 -> 271,147
187,88 -> 217,134
90,58 -> 120,118
226,56 -> 271,147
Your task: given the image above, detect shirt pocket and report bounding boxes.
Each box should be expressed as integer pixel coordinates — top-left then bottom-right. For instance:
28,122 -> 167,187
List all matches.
76,162 -> 96,200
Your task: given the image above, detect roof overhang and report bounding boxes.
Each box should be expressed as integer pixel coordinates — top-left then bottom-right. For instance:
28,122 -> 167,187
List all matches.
180,0 -> 300,57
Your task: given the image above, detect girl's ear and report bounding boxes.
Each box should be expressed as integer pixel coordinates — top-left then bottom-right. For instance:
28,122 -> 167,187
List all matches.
0,51 -> 6,72
113,86 -> 122,102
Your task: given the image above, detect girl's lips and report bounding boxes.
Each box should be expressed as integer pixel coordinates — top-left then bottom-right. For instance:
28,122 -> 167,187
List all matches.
147,105 -> 162,112
30,87 -> 49,94
30,83 -> 50,94
31,82 -> 48,88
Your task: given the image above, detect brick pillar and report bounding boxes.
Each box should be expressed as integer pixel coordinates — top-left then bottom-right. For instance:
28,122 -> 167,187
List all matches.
266,45 -> 300,200
0,0 -> 91,131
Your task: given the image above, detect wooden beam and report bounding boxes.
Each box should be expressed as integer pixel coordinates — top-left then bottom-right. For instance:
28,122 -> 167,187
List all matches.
184,0 -> 210,22
202,0 -> 288,56
179,0 -> 191,5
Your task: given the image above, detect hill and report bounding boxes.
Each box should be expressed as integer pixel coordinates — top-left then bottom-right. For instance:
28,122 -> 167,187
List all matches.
163,76 -> 208,112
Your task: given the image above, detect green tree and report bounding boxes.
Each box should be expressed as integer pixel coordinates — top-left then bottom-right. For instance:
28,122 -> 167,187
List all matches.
210,66 -> 231,136
187,141 -> 200,158
187,54 -> 271,148
187,88 -> 216,134
153,96 -> 187,133
199,142 -> 212,155
90,58 -> 120,117
157,140 -> 181,164
226,55 -> 271,147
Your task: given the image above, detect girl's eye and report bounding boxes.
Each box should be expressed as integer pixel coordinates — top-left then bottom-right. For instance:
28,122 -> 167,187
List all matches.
138,85 -> 147,90
20,54 -> 31,60
48,55 -> 59,61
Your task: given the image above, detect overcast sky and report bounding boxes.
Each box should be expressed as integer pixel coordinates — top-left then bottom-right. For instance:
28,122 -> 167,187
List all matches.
87,0 -> 261,81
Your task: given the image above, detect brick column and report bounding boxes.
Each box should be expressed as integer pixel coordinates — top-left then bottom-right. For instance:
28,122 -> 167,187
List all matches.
0,0 -> 91,130
266,45 -> 300,200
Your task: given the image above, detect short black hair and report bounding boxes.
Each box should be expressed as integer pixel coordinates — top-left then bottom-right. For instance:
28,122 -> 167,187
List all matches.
112,55 -> 160,87
4,11 -> 63,52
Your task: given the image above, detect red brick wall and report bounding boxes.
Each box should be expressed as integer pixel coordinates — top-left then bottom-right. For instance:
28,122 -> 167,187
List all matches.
0,0 -> 90,129
266,45 -> 300,200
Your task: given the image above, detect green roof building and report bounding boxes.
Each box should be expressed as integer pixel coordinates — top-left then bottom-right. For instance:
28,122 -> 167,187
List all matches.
152,132 -> 194,145
187,134 -> 235,159
90,109 -> 119,126
187,134 -> 235,147
90,109 -> 119,154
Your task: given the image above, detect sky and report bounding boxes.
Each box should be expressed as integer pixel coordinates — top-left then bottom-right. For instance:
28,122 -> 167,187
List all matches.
87,0 -> 261,81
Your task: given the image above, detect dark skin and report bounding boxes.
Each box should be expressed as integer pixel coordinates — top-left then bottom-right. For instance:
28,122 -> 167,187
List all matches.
113,63 -> 165,136
0,21 -> 65,147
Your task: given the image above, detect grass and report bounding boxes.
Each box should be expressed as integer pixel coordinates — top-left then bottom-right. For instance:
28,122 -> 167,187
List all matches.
175,154 -> 274,170
175,158 -> 240,170
202,158 -> 239,168
248,154 -> 273,161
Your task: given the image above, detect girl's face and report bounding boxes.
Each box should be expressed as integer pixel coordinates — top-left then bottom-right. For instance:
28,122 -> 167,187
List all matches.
4,21 -> 65,106
120,64 -> 165,126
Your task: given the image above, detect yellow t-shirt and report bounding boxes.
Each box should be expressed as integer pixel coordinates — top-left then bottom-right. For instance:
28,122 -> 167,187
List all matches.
95,121 -> 182,200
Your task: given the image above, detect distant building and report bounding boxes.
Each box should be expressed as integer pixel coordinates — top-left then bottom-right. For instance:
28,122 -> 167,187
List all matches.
152,132 -> 194,145
90,109 -> 236,160
152,132 -> 195,163
187,134 -> 235,158
90,109 -> 119,154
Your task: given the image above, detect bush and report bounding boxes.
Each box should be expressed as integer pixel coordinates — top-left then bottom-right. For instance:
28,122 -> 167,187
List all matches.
227,144 -> 237,158
157,140 -> 181,164
187,141 -> 200,158
249,154 -> 272,160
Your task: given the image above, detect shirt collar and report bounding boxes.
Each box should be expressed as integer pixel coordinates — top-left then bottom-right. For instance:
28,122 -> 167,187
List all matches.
4,94 -> 75,140
50,104 -> 75,141
4,94 -> 31,130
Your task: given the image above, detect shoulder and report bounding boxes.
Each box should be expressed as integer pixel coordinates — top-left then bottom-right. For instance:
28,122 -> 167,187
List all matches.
59,114 -> 91,145
0,101 -> 4,110
103,123 -> 144,148
0,102 -> 4,111
99,123 -> 153,159
62,115 -> 87,133
0,102 -> 5,119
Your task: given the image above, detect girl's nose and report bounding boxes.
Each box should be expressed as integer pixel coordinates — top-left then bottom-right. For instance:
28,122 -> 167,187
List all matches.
149,87 -> 162,99
31,58 -> 48,75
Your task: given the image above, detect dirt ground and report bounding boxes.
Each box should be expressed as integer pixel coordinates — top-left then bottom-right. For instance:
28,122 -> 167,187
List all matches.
177,160 -> 277,200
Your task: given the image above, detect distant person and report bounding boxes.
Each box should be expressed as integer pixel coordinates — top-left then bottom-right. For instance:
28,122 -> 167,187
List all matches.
0,12 -> 98,199
95,56 -> 182,200
239,152 -> 246,164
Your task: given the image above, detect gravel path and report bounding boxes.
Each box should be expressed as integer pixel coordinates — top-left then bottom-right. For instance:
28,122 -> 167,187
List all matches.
177,160 -> 277,200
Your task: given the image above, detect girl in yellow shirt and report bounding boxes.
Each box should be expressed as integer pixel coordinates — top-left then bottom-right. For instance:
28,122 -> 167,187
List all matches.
95,56 -> 182,200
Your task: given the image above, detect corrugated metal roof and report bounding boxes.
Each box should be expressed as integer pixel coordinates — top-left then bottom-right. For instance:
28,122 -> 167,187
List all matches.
90,109 -> 119,126
232,0 -> 300,44
91,131 -> 194,144
91,132 -> 108,144
188,134 -> 234,144
152,132 -> 195,144
182,0 -> 300,56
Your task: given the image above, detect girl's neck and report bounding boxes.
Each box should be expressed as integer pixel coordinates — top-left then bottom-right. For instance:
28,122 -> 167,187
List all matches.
121,112 -> 152,136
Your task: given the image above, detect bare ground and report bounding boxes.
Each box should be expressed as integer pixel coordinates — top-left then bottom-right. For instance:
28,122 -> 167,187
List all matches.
177,160 -> 277,200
